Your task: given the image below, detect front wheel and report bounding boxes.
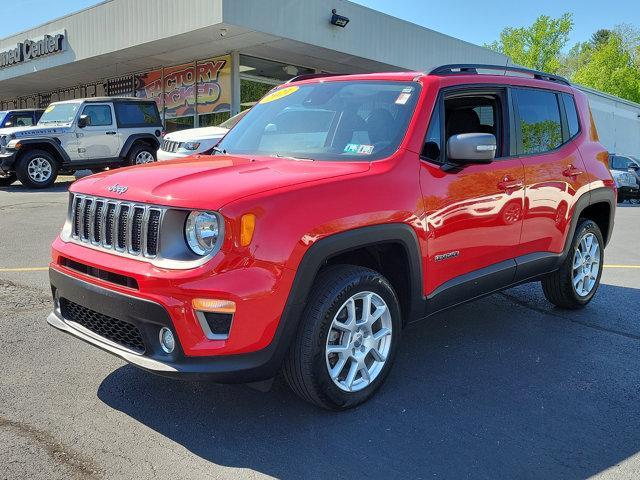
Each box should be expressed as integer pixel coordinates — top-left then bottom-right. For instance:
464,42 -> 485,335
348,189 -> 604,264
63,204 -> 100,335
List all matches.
283,265 -> 401,410
15,150 -> 59,189
541,219 -> 604,309
126,143 -> 157,166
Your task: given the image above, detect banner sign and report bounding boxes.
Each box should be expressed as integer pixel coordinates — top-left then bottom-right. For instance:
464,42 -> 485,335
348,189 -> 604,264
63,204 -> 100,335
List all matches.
135,69 -> 164,110
163,63 -> 196,118
0,32 -> 65,69
196,55 -> 231,115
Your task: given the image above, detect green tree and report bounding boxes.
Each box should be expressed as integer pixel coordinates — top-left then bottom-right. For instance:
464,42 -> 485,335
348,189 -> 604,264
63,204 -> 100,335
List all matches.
591,29 -> 612,47
572,31 -> 640,103
486,13 -> 574,73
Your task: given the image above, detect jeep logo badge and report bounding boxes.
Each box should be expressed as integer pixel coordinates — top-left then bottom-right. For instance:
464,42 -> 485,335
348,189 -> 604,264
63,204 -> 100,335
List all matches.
107,184 -> 128,195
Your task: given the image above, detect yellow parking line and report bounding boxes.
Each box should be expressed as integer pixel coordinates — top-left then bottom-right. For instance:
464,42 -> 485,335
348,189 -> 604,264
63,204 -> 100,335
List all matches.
0,267 -> 49,272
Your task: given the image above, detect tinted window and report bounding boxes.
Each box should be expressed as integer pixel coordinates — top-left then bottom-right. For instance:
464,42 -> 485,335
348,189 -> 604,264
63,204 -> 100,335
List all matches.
7,113 -> 34,127
422,104 -> 441,162
611,156 -> 631,170
82,105 -> 112,126
115,102 -> 161,127
563,94 -> 580,137
515,89 -> 562,154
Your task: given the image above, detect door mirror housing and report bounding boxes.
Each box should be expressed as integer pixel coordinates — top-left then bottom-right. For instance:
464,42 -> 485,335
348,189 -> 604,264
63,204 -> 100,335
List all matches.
447,133 -> 497,164
3,121 -> 12,128
78,115 -> 91,128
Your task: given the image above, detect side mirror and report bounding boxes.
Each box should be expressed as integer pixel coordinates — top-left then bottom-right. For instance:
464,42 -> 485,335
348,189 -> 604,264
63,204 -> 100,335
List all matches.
78,115 -> 91,128
447,133 -> 496,164
3,121 -> 12,128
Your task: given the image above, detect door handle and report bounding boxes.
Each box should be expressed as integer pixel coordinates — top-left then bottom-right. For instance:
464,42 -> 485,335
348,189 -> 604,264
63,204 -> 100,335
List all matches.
106,131 -> 117,135
563,165 -> 584,178
498,177 -> 524,192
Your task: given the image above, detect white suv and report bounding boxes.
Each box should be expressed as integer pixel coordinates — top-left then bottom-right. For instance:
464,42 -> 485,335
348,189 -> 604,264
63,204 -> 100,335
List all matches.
157,110 -> 247,161
0,97 -> 163,188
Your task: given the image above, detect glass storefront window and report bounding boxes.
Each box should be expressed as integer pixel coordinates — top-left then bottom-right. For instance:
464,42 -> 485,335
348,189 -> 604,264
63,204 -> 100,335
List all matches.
165,115 -> 194,133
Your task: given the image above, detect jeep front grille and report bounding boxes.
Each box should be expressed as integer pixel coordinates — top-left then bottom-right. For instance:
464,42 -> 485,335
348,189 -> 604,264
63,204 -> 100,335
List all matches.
70,194 -> 164,258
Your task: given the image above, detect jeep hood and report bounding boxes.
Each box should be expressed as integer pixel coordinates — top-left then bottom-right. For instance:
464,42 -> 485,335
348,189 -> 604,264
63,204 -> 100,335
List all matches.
71,154 -> 371,210
163,126 -> 228,143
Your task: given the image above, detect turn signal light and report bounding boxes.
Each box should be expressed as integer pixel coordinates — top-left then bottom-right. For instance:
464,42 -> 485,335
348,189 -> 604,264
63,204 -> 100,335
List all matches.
240,213 -> 256,246
192,298 -> 236,314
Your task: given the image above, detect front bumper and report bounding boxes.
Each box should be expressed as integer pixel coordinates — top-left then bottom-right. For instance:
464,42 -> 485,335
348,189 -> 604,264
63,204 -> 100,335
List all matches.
0,150 -> 17,173
48,267 -> 288,382
617,185 -> 639,200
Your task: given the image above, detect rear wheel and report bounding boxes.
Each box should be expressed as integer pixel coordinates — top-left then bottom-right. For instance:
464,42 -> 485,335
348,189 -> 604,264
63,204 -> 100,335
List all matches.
126,143 -> 156,166
0,171 -> 16,187
541,219 -> 604,309
283,265 -> 401,410
15,150 -> 58,189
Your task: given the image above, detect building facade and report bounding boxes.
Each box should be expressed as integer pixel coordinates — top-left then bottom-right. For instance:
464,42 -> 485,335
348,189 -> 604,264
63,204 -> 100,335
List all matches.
0,0 -> 638,152
0,0 -> 509,132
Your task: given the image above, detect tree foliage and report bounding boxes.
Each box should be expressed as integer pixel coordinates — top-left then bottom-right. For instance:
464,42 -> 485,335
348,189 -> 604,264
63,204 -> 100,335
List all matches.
487,15 -> 640,103
486,13 -> 573,73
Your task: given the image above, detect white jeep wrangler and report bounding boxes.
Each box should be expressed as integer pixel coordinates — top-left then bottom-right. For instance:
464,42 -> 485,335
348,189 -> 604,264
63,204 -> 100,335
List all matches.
0,97 -> 163,188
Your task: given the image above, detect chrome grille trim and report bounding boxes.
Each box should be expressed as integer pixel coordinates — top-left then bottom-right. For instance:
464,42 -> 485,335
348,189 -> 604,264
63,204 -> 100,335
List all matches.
70,194 -> 165,259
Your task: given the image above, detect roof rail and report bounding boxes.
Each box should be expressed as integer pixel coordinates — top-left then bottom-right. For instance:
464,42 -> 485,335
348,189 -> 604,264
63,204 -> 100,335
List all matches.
286,73 -> 344,83
429,64 -> 571,86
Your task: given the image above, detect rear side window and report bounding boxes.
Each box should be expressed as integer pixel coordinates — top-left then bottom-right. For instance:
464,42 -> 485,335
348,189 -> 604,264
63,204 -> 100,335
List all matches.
563,94 -> 580,138
514,89 -> 562,155
114,102 -> 161,128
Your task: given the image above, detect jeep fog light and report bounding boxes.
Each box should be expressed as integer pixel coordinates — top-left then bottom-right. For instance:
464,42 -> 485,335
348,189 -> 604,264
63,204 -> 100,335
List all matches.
159,327 -> 175,353
185,211 -> 220,255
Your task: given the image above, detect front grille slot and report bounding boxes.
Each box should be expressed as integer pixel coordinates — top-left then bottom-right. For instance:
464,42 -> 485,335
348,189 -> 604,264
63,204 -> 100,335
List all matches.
60,257 -> 139,289
60,298 -> 145,353
70,194 -> 163,258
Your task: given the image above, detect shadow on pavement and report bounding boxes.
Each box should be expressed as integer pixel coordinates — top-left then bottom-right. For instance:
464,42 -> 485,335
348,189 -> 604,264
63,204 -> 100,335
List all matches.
0,180 -> 74,193
98,282 -> 640,479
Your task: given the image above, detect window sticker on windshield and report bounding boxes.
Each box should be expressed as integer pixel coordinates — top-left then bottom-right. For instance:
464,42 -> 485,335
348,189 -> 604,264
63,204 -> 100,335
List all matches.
344,143 -> 374,155
44,105 -> 55,113
259,86 -> 299,104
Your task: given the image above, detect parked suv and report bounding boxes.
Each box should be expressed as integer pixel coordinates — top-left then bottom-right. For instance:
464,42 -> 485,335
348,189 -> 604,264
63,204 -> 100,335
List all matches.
609,154 -> 640,203
0,98 -> 162,188
0,109 -> 44,129
157,110 -> 248,161
47,66 -> 615,410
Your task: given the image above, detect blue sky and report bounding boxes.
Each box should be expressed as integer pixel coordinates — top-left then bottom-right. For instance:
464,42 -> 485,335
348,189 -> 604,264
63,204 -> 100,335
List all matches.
1,0 -> 639,49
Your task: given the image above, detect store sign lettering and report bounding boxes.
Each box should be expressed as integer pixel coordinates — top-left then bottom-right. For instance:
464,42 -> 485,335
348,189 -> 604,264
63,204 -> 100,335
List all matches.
0,33 -> 65,69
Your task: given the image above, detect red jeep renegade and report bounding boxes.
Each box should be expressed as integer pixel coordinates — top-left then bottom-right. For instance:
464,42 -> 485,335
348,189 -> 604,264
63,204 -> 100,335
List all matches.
48,65 -> 615,410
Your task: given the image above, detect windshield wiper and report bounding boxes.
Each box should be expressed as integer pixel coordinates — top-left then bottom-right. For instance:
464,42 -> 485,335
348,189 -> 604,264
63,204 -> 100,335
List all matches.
272,153 -> 314,161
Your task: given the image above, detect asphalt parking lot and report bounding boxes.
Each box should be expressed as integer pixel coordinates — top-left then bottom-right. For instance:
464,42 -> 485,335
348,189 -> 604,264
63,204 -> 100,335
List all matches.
1,179 -> 639,480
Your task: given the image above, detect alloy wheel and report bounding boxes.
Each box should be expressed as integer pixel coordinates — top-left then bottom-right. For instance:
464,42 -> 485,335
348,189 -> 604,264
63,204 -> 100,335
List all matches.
27,157 -> 52,183
325,291 -> 392,392
135,151 -> 155,164
572,232 -> 601,297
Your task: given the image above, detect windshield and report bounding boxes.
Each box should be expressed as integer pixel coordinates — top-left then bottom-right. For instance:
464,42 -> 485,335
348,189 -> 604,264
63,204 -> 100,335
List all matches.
216,81 -> 420,161
219,109 -> 249,129
38,103 -> 81,125
0,111 -> 7,125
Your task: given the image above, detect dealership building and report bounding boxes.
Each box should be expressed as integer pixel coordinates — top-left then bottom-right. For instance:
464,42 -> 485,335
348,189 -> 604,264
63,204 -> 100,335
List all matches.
0,0 -> 638,153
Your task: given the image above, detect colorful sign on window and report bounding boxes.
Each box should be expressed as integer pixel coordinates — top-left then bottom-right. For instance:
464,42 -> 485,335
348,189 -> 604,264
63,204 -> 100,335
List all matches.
196,55 -> 231,115
135,69 -> 164,111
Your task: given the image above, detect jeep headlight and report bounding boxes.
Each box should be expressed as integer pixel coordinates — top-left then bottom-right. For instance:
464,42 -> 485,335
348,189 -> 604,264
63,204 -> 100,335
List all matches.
183,142 -> 201,151
185,211 -> 221,255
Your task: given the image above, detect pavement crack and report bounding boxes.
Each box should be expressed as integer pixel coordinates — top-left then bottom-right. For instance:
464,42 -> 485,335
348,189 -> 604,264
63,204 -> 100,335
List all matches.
0,415 -> 103,479
499,291 -> 640,341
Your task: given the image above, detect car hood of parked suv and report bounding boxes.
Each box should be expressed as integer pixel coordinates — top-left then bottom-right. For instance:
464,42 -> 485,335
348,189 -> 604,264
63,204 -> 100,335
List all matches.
163,126 -> 229,143
71,154 -> 371,210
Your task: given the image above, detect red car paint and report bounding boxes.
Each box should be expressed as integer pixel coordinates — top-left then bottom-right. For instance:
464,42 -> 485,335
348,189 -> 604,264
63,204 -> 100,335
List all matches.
49,70 -> 614,367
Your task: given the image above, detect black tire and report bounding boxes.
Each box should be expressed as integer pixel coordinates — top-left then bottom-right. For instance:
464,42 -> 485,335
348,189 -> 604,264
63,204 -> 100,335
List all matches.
283,265 -> 402,410
541,219 -> 604,309
15,149 -> 59,189
126,143 -> 157,166
0,171 -> 17,187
